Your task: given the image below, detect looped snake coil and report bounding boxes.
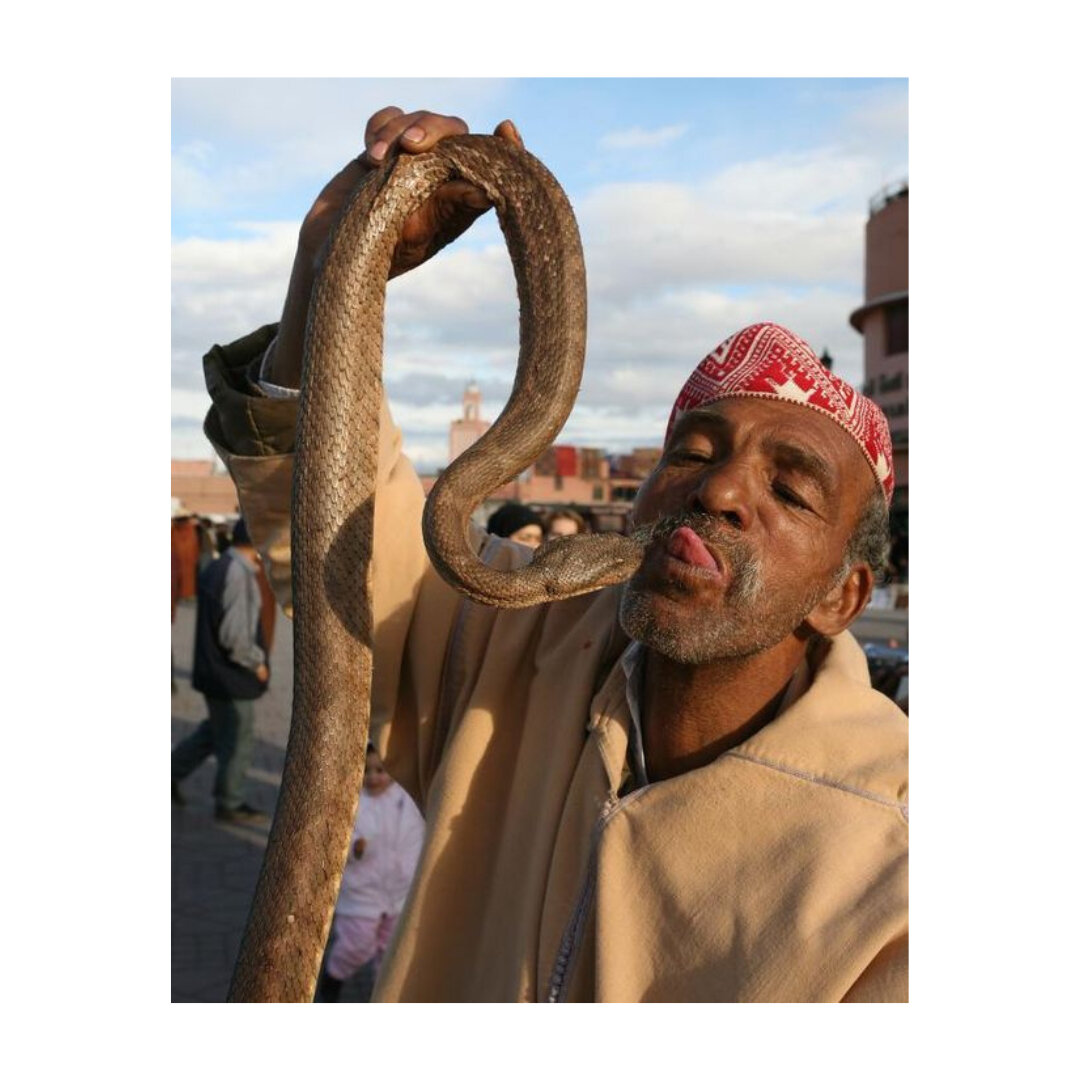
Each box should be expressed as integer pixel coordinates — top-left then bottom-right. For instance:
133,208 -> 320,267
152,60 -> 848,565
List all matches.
228,135 -> 642,1002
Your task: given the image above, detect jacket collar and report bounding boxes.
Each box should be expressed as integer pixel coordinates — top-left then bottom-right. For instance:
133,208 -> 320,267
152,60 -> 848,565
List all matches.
588,631 -> 907,808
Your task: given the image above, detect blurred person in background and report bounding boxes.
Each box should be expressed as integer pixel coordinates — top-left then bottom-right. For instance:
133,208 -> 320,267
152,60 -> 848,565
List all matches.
172,514 -> 183,694
316,743 -> 425,1002
544,507 -> 589,539
171,516 -> 271,824
196,516 -> 219,571
171,505 -> 200,603
486,501 -> 543,549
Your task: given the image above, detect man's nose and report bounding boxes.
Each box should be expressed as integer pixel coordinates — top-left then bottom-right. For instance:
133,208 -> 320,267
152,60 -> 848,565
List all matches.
688,459 -> 754,531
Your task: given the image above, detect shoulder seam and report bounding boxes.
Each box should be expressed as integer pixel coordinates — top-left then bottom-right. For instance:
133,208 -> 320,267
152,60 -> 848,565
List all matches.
726,749 -> 908,820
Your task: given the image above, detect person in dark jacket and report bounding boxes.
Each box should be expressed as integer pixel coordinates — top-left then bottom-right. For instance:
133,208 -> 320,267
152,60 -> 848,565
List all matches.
171,517 -> 270,824
486,501 -> 543,549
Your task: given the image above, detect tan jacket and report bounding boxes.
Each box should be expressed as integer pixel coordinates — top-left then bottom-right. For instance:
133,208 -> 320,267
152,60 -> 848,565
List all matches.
204,327 -> 909,1002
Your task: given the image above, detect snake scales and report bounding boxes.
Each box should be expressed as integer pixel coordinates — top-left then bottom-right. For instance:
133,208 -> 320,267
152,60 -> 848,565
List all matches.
228,135 -> 643,1002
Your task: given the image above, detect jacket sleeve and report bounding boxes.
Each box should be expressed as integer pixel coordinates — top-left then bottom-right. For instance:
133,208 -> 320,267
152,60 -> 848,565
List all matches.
201,325 -> 480,809
841,934 -> 908,1002
217,556 -> 266,671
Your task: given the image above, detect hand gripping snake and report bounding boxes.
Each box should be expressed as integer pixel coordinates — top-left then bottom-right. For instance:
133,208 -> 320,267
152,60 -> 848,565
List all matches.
227,135 -> 643,1002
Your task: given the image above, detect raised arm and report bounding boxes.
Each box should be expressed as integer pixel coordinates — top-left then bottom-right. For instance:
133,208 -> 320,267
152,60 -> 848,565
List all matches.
201,107 -> 527,805
267,107 -> 524,392
203,107 -> 524,610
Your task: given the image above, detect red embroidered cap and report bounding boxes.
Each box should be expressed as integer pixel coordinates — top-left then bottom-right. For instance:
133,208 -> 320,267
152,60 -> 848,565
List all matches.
666,322 -> 894,503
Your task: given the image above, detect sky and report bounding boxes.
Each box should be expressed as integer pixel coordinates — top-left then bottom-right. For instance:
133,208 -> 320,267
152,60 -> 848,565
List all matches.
171,77 -> 908,472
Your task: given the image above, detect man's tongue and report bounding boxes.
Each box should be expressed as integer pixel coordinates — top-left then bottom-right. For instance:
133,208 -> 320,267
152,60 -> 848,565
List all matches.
666,526 -> 719,571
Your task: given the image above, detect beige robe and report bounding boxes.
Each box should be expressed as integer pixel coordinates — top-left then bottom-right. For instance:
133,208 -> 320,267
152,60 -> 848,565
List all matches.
205,328 -> 908,1002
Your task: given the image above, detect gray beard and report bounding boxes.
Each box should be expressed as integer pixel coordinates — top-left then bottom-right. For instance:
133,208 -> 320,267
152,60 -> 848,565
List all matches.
618,512 -> 827,664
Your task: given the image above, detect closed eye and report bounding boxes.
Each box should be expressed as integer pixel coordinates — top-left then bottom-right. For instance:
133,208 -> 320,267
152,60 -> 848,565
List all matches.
669,450 -> 712,465
773,483 -> 809,509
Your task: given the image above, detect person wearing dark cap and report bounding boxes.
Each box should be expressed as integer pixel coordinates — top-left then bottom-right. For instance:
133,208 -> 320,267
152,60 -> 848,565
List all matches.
486,501 -> 544,549
171,516 -> 271,824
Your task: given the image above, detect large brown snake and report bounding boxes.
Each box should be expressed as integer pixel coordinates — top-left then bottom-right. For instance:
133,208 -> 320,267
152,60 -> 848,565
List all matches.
228,135 -> 643,1002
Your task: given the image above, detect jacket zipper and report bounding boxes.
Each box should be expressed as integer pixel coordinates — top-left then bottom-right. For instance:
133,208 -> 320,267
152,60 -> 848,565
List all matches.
544,785 -> 649,1002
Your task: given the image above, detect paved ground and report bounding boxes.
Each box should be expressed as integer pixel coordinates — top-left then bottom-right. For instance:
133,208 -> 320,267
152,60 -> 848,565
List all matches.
171,599 -> 373,1003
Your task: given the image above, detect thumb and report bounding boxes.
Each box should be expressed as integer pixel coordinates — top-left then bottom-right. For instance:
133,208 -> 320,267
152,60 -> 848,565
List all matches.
494,119 -> 524,149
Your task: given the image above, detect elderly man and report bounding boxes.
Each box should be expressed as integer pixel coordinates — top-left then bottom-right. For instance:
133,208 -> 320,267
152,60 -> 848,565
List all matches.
203,108 -> 907,1002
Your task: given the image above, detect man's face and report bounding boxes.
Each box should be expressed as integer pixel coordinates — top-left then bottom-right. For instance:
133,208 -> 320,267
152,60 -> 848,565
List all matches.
620,397 -> 874,664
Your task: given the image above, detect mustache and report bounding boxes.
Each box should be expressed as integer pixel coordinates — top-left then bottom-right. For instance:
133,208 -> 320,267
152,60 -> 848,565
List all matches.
629,512 -> 763,604
629,510 -> 745,554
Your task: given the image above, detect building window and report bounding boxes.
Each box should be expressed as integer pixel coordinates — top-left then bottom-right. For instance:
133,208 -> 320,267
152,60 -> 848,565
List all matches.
886,302 -> 908,356
593,485 -> 604,501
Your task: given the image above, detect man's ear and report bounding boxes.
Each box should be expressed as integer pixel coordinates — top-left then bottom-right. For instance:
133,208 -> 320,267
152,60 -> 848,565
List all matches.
804,563 -> 875,638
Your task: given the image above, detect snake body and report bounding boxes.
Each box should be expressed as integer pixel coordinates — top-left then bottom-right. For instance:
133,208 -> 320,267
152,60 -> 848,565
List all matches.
228,135 -> 643,1002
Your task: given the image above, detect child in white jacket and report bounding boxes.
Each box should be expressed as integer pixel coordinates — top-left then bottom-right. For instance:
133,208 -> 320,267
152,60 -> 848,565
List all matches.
318,744 -> 425,1001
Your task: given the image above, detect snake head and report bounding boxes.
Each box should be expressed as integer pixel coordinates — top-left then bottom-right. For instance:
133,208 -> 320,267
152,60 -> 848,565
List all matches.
531,532 -> 646,601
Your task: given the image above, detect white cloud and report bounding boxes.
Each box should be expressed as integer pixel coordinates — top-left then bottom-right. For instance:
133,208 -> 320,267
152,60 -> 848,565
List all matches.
564,283 -> 865,440
171,79 -> 513,214
598,123 -> 689,151
172,139 -> 887,468
387,242 -> 519,354
174,79 -> 511,142
849,94 -> 908,147
577,147 -> 883,304
835,83 -> 908,193
172,386 -> 213,416
704,150 -> 878,213
171,220 -> 298,459
172,222 -> 297,281
172,141 -> 222,211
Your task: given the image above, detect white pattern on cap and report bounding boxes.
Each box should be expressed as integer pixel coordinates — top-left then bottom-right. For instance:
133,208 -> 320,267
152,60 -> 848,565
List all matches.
666,322 -> 895,503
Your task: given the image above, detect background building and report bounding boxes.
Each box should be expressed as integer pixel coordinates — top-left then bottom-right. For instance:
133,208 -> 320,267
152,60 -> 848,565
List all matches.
609,447 -> 663,504
430,382 -> 661,531
449,381 -> 491,463
850,180 -> 908,584
850,180 -> 908,507
529,444 -> 610,505
171,459 -> 239,517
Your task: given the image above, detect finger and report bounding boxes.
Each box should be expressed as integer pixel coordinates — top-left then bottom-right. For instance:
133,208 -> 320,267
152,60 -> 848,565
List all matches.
364,105 -> 404,146
395,111 -> 469,154
365,108 -> 424,163
437,178 -> 493,213
493,119 -> 524,150
367,110 -> 470,163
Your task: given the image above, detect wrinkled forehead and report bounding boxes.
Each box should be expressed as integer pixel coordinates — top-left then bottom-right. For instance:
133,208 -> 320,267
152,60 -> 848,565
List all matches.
671,398 -> 876,491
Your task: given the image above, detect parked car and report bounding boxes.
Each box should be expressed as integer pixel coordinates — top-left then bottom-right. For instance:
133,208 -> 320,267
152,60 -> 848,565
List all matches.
861,641 -> 909,712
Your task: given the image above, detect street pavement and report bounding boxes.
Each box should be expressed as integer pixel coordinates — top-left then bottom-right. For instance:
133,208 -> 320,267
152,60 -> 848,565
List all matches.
171,598 -> 373,1003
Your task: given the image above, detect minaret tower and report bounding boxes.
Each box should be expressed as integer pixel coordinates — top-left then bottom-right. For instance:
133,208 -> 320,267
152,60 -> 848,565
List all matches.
449,381 -> 491,463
